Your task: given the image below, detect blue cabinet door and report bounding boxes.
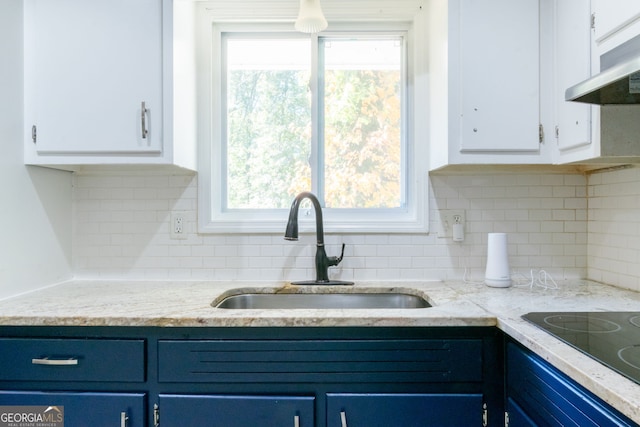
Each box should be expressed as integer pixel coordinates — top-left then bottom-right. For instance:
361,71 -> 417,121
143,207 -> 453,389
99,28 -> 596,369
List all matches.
0,390 -> 145,427
506,397 -> 537,427
159,394 -> 315,427
507,342 -> 636,427
326,393 -> 483,427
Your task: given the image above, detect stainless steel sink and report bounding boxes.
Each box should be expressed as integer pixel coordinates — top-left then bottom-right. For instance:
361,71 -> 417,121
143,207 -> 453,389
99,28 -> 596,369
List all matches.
214,292 -> 431,309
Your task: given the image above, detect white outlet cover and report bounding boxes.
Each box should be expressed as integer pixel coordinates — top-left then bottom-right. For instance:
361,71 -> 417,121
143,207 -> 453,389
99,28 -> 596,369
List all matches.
437,210 -> 465,238
170,212 -> 188,240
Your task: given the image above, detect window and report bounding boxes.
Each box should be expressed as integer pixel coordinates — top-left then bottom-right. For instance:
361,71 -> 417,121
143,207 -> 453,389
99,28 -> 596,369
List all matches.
198,22 -> 428,234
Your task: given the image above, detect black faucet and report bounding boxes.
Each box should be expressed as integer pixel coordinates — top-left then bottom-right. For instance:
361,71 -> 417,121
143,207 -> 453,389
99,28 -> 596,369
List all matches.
284,192 -> 353,285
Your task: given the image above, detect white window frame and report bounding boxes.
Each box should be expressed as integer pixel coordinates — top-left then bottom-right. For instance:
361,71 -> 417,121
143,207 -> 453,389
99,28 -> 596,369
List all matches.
197,18 -> 429,234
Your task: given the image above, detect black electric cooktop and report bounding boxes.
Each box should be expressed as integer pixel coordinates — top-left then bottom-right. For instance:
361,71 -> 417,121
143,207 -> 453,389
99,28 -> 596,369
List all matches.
523,312 -> 640,385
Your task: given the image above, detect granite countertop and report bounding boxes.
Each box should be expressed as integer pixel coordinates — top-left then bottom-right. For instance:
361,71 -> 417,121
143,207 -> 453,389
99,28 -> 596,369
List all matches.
0,280 -> 491,327
0,278 -> 639,422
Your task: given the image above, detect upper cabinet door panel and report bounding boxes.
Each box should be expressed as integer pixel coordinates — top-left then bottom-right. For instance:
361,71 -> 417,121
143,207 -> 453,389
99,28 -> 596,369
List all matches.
25,0 -> 163,154
554,0 -> 593,153
458,0 -> 540,152
592,0 -> 640,44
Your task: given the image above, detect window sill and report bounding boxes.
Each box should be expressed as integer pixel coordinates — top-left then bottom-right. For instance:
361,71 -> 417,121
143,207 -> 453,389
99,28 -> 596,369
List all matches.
198,210 -> 429,234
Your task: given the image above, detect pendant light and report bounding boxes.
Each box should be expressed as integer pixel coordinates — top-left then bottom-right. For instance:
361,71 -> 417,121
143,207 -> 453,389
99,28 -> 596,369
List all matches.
294,0 -> 328,33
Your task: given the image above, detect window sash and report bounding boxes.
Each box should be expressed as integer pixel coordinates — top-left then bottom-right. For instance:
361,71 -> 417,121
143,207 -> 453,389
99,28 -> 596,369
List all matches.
317,34 -> 407,209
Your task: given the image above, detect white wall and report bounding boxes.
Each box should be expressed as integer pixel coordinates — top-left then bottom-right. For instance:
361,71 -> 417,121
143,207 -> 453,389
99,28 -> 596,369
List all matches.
2,1 -> 637,295
0,0 -> 73,299
73,171 -> 587,283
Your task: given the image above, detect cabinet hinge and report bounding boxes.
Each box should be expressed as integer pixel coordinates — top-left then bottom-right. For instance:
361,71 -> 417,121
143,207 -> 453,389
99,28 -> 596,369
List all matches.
31,125 -> 37,144
591,12 -> 596,30
539,124 -> 544,143
504,411 -> 510,427
153,403 -> 160,427
482,403 -> 488,426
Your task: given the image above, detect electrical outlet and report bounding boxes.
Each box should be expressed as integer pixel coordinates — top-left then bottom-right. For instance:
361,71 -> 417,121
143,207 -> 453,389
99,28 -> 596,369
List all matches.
170,212 -> 187,240
437,210 -> 465,238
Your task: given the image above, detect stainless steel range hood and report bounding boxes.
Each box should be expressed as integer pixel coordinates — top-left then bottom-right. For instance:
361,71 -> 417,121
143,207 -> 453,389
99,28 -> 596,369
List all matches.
566,56 -> 640,104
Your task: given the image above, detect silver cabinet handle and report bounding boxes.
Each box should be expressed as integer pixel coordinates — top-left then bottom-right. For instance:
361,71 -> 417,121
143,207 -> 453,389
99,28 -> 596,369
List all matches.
141,101 -> 148,139
32,357 -> 78,366
294,415 -> 300,427
340,411 -> 347,427
153,403 -> 160,426
120,411 -> 129,427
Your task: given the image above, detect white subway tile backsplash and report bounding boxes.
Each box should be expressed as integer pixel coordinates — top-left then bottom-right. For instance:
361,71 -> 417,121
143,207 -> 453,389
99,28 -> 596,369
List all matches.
587,166 -> 640,292
72,171 -> 592,283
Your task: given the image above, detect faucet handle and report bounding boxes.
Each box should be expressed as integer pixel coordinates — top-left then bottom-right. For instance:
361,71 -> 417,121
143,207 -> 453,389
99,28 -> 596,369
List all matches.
336,243 -> 346,264
326,243 -> 347,267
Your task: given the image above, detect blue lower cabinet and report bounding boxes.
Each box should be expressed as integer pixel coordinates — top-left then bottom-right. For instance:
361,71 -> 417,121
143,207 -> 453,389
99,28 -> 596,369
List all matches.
326,393 -> 483,427
505,397 -> 537,427
506,342 -> 636,427
0,390 -> 145,427
159,394 -> 315,427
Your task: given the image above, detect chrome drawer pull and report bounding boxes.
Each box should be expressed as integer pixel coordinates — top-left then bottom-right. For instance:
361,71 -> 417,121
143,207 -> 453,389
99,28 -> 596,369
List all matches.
32,357 -> 78,366
121,411 -> 129,427
293,415 -> 300,427
141,101 -> 149,139
340,411 -> 347,427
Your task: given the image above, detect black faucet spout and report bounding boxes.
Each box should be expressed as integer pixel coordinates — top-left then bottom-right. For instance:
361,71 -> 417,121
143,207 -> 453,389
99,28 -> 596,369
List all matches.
284,192 -> 353,285
284,191 -> 324,244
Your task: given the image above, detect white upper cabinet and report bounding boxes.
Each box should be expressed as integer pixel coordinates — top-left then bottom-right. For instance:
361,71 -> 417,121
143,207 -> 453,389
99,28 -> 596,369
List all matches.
25,0 -> 162,155
24,0 -> 197,171
429,0 -> 550,170
456,0 -> 540,153
592,0 -> 640,54
552,0 -> 596,163
553,0 -> 640,165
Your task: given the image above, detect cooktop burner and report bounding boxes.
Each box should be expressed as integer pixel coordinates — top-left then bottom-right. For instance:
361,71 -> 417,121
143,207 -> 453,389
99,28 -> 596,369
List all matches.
523,312 -> 640,385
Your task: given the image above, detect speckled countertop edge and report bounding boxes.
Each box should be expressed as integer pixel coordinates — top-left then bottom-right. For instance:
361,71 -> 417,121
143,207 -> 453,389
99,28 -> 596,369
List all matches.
0,279 -> 639,423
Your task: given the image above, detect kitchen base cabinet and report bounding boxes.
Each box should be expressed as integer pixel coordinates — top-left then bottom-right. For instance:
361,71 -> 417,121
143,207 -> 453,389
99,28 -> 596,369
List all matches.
0,390 -> 145,427
326,393 -> 482,427
0,326 -> 503,427
159,394 -> 314,427
0,326 -> 639,425
506,341 -> 636,427
155,327 -> 502,427
0,332 -> 148,426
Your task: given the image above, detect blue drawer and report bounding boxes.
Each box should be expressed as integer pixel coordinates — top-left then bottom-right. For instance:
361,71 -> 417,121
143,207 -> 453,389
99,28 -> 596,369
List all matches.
0,338 -> 145,382
158,338 -> 482,383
